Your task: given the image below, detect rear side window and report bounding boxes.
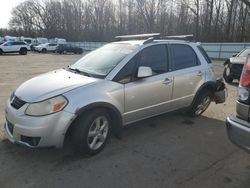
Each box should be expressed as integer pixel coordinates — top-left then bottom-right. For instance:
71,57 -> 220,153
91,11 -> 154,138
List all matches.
139,45 -> 168,75
171,44 -> 199,70
198,45 -> 212,64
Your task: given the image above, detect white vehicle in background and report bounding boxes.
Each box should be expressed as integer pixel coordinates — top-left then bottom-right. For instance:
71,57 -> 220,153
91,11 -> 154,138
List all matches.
4,36 -> 18,42
49,38 -> 66,44
0,41 -> 30,55
35,37 -> 48,44
55,38 -> 66,44
30,37 -> 49,51
35,43 -> 58,53
20,37 -> 34,45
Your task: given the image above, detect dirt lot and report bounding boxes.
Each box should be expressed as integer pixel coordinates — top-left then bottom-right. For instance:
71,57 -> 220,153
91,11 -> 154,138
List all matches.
0,53 -> 249,188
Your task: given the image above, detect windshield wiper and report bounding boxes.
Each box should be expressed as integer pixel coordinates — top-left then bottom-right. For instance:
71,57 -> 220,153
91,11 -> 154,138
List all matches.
68,67 -> 91,77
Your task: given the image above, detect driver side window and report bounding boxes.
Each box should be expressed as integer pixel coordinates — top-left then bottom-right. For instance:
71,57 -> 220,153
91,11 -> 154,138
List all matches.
138,45 -> 168,75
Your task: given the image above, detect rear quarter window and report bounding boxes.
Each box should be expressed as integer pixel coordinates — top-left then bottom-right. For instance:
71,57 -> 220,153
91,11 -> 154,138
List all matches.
171,44 -> 199,70
198,45 -> 212,64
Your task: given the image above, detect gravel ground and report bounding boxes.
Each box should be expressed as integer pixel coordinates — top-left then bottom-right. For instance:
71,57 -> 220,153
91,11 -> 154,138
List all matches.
0,53 -> 249,188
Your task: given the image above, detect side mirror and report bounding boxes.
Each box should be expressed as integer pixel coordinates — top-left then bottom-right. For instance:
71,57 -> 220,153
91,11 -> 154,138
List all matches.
137,66 -> 153,78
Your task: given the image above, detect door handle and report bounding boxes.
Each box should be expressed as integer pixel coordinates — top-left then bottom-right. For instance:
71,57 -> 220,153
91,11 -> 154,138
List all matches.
162,78 -> 173,85
197,71 -> 203,76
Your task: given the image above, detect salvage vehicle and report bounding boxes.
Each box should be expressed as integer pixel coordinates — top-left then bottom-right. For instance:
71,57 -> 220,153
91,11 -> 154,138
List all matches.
223,48 -> 250,83
0,41 -> 29,55
56,43 -> 83,54
35,43 -> 58,53
5,33 -> 226,155
226,56 -> 250,151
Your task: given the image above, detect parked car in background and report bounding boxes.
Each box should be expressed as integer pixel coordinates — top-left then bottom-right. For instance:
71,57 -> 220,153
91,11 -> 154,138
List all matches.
4,34 -> 226,156
227,56 -> 250,152
56,44 -> 83,54
30,43 -> 40,51
35,43 -> 58,53
223,48 -> 250,83
0,41 -> 29,55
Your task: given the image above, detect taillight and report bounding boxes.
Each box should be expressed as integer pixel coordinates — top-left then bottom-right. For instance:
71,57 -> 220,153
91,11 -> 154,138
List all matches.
239,56 -> 250,102
240,57 -> 250,87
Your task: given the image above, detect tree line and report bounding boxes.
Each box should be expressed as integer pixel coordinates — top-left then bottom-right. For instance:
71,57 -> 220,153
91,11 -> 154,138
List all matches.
1,0 -> 250,42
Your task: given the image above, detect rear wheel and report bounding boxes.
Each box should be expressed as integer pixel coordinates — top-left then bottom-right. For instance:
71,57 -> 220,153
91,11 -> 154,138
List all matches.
71,109 -> 111,156
19,48 -> 27,55
187,90 -> 212,117
0,49 -> 2,55
223,64 -> 234,83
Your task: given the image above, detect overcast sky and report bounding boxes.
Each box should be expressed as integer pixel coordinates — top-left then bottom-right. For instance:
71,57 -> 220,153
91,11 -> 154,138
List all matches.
0,0 -> 25,28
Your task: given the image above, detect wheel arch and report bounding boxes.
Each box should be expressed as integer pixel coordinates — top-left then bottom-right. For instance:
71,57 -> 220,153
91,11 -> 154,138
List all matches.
64,102 -> 123,145
191,81 -> 216,107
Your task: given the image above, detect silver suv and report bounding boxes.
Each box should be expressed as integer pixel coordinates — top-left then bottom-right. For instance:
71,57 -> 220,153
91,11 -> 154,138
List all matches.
4,34 -> 226,155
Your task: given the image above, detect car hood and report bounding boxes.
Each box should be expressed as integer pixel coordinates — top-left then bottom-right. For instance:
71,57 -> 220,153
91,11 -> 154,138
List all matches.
15,69 -> 99,102
230,56 -> 247,64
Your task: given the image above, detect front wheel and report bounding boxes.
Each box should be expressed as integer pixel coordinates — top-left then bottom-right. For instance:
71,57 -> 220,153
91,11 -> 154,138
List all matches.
71,109 -> 111,156
41,48 -> 47,53
187,90 -> 212,117
223,65 -> 234,83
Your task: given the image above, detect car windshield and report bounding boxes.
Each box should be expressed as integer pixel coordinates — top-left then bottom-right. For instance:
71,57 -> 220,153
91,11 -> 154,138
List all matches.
238,49 -> 250,57
69,43 -> 139,78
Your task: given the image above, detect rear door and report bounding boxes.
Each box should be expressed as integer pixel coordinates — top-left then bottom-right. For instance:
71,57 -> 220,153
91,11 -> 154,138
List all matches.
122,44 -> 174,124
170,44 -> 206,109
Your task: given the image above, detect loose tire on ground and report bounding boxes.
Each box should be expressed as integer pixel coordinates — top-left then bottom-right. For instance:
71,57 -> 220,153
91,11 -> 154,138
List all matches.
187,89 -> 212,117
71,109 -> 111,156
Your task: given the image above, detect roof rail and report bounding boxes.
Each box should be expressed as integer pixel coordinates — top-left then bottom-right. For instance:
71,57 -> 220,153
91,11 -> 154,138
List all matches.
115,33 -> 160,41
161,34 -> 194,42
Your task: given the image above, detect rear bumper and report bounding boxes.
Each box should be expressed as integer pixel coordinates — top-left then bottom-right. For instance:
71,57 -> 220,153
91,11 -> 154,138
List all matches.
226,116 -> 250,152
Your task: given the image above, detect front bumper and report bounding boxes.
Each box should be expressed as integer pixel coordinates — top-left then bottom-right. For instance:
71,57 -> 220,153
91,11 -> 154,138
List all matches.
226,115 -> 250,151
4,100 -> 76,148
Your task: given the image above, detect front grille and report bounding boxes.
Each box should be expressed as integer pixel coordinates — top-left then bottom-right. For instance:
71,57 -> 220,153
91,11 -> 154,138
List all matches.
11,96 -> 26,109
6,120 -> 14,135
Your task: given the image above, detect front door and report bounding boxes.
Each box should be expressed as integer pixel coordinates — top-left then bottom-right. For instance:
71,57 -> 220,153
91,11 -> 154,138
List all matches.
123,44 -> 173,124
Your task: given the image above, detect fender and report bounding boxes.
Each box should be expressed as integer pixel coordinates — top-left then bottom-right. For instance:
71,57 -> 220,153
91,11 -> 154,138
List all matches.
190,81 -> 216,107
74,102 -> 123,138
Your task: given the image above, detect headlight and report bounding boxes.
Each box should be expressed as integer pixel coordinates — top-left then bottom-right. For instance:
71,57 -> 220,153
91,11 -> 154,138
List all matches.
25,95 -> 68,116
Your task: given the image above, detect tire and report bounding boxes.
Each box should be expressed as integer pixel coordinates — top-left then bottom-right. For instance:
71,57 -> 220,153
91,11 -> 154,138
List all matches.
187,90 -> 212,117
71,109 -> 111,156
223,64 -> 234,83
0,49 -> 2,55
63,50 -> 67,54
19,48 -> 27,55
41,48 -> 47,53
